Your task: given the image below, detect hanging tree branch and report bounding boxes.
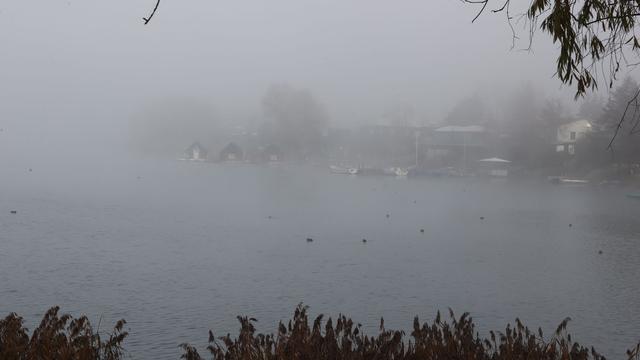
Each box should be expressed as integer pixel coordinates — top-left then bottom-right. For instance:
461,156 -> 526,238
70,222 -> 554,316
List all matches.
462,0 -> 640,98
609,86 -> 640,148
143,0 -> 160,25
463,0 -> 640,147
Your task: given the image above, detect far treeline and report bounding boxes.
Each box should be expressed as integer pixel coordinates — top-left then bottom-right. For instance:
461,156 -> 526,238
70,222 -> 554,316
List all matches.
442,78 -> 640,174
2,305 -> 640,359
130,79 -> 640,177
462,0 -> 640,154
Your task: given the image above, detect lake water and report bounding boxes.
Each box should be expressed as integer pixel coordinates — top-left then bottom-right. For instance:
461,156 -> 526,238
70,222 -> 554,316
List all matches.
1,159 -> 639,359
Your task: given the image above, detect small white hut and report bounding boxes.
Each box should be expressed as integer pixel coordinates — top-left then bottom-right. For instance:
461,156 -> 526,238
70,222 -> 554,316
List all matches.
477,157 -> 511,177
184,142 -> 208,161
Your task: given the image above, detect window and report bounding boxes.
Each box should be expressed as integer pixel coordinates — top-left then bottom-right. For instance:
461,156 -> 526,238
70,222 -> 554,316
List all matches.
570,131 -> 576,140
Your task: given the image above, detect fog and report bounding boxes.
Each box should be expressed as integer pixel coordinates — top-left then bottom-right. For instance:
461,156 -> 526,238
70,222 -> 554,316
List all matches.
0,0 -> 582,159
3,2 -> 640,359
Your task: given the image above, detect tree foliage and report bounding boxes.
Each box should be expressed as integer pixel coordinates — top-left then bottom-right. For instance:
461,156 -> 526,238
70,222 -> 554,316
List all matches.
595,77 -> 640,161
465,0 -> 640,144
262,84 -> 329,160
598,76 -> 640,131
443,94 -> 490,126
578,92 -> 606,120
465,0 -> 640,95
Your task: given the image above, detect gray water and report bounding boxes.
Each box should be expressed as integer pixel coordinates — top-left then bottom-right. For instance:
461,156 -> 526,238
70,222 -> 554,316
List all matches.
1,159 -> 639,359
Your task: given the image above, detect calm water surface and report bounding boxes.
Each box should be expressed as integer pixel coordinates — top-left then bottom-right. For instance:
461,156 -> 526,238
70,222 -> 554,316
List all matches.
1,159 -> 639,359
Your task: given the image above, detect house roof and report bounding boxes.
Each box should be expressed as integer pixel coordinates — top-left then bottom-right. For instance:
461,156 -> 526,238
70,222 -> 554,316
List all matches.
558,119 -> 592,129
220,142 -> 243,153
478,157 -> 511,163
186,142 -> 207,152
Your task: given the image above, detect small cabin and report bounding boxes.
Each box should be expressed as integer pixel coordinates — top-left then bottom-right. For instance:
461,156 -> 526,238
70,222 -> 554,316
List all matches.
477,157 -> 511,177
262,144 -> 283,162
184,142 -> 208,161
219,142 -> 244,162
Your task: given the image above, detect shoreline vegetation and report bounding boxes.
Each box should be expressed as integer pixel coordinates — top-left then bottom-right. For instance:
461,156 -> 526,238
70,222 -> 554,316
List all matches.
1,305 -> 638,360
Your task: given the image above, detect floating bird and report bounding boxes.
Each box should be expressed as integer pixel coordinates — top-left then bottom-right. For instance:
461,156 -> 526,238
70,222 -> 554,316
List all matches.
267,215 -> 273,219
306,238 -> 313,243
569,223 -> 573,227
28,168 -> 32,172
10,210 -> 17,214
420,229 -> 425,233
480,216 -> 484,220
362,238 -> 367,243
598,250 -> 603,254
386,214 -> 390,218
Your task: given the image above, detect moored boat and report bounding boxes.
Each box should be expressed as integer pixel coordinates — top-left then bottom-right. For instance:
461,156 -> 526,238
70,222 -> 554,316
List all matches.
394,168 -> 409,177
559,179 -> 589,185
330,165 -> 359,175
548,176 -> 589,185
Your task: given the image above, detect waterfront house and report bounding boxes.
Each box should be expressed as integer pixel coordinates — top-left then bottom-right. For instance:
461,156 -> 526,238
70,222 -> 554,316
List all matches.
184,142 -> 208,161
219,142 -> 244,161
262,144 -> 283,162
424,125 -> 489,171
555,119 -> 592,155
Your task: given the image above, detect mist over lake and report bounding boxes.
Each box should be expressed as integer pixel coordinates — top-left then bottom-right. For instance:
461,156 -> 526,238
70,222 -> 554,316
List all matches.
2,159 -> 639,359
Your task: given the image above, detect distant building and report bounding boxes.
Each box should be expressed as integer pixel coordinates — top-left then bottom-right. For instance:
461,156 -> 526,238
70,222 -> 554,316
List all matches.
184,142 -> 208,161
477,157 -> 511,177
555,119 -> 592,155
431,125 -> 486,146
219,142 -> 244,161
423,125 -> 489,170
262,144 -> 283,162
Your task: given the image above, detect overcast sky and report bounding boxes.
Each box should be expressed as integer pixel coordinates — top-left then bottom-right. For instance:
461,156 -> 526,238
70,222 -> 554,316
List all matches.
0,0 -> 601,155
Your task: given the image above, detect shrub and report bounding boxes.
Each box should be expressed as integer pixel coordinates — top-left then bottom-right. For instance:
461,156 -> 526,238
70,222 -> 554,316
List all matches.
0,306 -> 127,360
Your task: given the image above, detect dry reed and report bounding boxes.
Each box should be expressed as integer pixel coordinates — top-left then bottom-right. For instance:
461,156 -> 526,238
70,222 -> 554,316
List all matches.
2,305 -> 639,360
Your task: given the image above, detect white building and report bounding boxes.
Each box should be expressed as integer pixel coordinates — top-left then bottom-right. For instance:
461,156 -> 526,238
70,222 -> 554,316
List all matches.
555,119 -> 592,155
184,142 -> 208,161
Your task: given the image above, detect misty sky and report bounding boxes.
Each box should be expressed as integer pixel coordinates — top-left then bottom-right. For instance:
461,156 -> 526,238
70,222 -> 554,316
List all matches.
0,0 -> 606,157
